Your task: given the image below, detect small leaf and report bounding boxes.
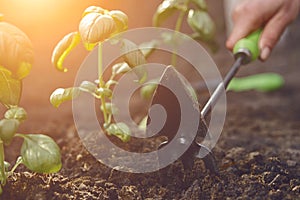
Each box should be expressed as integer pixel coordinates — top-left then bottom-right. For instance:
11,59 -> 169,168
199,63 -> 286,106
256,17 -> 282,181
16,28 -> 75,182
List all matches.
105,80 -> 118,88
100,102 -> 118,115
108,10 -> 128,32
79,13 -> 116,44
0,22 -> 34,79
19,134 -> 62,173
51,32 -> 81,72
112,62 -> 131,75
96,87 -> 112,98
187,9 -> 215,41
138,116 -> 148,130
140,80 -> 159,100
138,40 -> 160,57
120,39 -> 147,67
4,106 -> 27,122
82,6 -> 106,17
106,122 -> 131,142
120,39 -> 147,83
79,81 -> 98,93
0,119 -> 19,145
153,0 -> 186,27
0,66 -> 22,107
50,87 -> 80,108
191,0 -> 207,10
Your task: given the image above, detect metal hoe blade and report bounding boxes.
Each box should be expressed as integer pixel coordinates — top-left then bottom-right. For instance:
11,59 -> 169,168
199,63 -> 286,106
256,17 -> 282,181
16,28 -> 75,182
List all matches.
146,66 -> 217,174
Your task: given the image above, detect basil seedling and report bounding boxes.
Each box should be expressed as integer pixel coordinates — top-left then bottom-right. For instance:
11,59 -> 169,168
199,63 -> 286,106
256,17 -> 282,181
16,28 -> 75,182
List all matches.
0,19 -> 61,194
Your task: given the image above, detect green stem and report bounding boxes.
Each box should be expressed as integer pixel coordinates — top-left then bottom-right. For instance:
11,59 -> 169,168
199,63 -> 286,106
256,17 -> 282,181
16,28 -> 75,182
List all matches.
98,43 -> 109,124
10,156 -> 22,174
171,1 -> 189,66
0,140 -> 6,186
98,43 -> 104,87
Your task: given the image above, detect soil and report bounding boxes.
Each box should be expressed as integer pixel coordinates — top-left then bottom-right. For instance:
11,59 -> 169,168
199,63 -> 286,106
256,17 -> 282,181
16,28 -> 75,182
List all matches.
1,3 -> 300,200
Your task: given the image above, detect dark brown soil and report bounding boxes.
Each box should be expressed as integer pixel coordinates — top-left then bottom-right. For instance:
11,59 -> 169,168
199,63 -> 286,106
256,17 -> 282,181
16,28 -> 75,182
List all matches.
1,2 -> 300,200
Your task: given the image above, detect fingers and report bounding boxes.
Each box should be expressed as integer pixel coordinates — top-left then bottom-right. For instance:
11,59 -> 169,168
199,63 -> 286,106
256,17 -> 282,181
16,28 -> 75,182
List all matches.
226,1 -> 266,50
259,3 -> 299,60
226,0 -> 300,61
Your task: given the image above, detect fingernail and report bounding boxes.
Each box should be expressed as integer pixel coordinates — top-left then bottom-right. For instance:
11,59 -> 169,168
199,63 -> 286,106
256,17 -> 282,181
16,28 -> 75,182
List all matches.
260,47 -> 271,61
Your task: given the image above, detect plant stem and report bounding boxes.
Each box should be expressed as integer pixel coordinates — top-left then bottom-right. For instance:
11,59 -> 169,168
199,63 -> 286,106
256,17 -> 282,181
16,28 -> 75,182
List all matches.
171,1 -> 189,66
9,156 -> 22,175
0,140 -> 6,186
98,43 -> 109,124
98,43 -> 104,87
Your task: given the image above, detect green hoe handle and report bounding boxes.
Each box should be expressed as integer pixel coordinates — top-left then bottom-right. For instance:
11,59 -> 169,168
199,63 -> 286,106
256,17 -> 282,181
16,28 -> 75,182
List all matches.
228,73 -> 284,92
233,29 -> 262,62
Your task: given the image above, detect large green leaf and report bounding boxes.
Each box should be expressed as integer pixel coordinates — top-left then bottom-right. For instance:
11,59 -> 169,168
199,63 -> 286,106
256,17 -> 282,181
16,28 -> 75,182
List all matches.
0,67 -> 22,107
79,13 -> 116,44
187,9 -> 215,41
19,134 -> 62,173
0,22 -> 34,79
153,0 -> 187,26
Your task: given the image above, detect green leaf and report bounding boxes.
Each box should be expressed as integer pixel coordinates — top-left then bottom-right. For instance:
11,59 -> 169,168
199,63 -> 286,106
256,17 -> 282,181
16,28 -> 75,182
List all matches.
227,73 -> 284,92
18,134 -> 61,173
105,80 -> 118,88
0,119 -> 19,145
120,39 -> 147,83
187,9 -> 215,41
191,0 -> 207,10
96,87 -> 112,98
79,13 -> 116,44
153,0 -> 187,27
82,6 -> 106,17
120,39 -> 147,68
51,32 -> 81,72
106,122 -> 131,142
138,40 -> 160,58
50,87 -> 80,108
0,22 -> 34,79
4,106 -> 27,122
108,10 -> 128,32
140,79 -> 159,100
0,66 -> 22,107
79,81 -> 98,93
138,116 -> 148,131
112,62 -> 131,75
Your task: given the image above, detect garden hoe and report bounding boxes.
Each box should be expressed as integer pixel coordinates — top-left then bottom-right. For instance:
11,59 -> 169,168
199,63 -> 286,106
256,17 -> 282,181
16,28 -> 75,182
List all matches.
146,30 -> 262,174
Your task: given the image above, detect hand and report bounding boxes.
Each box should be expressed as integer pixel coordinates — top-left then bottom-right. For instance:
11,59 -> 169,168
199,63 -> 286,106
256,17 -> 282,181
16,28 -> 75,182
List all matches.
226,0 -> 300,61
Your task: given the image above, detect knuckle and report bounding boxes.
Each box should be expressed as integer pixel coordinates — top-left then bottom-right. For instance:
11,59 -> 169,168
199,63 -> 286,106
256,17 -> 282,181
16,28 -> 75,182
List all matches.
232,4 -> 249,19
